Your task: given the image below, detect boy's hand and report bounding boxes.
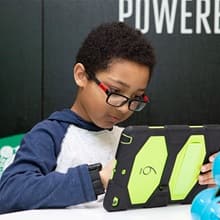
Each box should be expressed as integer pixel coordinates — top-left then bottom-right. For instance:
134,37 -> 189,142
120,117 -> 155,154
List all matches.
199,152 -> 218,187
99,160 -> 115,189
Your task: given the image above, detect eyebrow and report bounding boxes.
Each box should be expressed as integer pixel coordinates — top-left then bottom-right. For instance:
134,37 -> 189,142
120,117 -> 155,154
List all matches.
107,78 -> 146,92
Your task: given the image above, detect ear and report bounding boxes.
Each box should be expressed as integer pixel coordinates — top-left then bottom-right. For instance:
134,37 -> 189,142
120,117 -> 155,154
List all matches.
73,63 -> 88,87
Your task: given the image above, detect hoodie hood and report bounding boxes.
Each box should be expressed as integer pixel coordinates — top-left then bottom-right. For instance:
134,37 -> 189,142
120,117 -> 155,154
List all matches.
48,109 -> 104,131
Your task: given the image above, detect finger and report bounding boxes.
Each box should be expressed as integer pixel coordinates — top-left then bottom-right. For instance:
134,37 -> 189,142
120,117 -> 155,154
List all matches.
199,178 -> 216,185
208,184 -> 216,188
199,171 -> 212,181
201,163 -> 212,173
209,152 -> 218,162
199,172 -> 215,185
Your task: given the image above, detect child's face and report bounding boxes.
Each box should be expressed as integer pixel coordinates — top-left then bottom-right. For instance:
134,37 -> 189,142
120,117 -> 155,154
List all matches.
73,59 -> 150,129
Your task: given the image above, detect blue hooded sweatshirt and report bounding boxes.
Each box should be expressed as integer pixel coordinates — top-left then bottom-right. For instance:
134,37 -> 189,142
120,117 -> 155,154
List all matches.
0,109 -> 115,214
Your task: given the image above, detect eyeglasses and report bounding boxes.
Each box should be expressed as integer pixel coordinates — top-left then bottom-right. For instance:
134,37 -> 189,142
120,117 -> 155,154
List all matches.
93,77 -> 149,112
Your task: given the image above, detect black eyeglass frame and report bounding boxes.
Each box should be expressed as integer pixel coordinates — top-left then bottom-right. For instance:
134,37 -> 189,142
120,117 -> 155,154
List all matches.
92,76 -> 149,112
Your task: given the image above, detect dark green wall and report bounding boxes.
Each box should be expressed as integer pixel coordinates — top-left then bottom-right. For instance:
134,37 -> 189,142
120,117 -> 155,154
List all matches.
0,1 -> 42,137
1,0 -> 220,137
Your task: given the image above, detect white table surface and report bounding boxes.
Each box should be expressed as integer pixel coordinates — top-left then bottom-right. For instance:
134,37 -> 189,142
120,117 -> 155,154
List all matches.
0,204 -> 192,220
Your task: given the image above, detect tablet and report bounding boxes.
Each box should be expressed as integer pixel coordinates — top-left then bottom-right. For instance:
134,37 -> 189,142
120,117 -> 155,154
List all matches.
103,125 -> 220,211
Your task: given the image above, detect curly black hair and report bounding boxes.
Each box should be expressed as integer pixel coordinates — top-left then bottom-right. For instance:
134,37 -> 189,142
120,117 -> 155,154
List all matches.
75,22 -> 156,79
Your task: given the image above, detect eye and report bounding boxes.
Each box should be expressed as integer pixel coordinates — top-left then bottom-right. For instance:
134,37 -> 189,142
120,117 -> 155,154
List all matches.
134,94 -> 144,100
109,87 -> 121,94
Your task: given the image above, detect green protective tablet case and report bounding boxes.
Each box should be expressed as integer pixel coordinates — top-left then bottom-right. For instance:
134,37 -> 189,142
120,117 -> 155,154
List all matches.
103,125 -> 220,211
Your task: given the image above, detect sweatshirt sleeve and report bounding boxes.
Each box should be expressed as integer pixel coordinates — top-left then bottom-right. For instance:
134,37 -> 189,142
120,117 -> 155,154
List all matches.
0,120 -> 96,214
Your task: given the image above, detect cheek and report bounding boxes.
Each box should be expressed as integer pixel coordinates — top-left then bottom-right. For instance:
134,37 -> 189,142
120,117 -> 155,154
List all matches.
84,90 -> 107,114
89,99 -> 106,112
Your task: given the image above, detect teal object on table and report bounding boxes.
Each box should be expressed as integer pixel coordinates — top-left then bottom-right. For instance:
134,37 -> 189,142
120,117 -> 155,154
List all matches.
191,153 -> 220,220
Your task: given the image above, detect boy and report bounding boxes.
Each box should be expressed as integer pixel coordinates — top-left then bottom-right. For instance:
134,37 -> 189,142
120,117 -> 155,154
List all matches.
0,22 -> 215,214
